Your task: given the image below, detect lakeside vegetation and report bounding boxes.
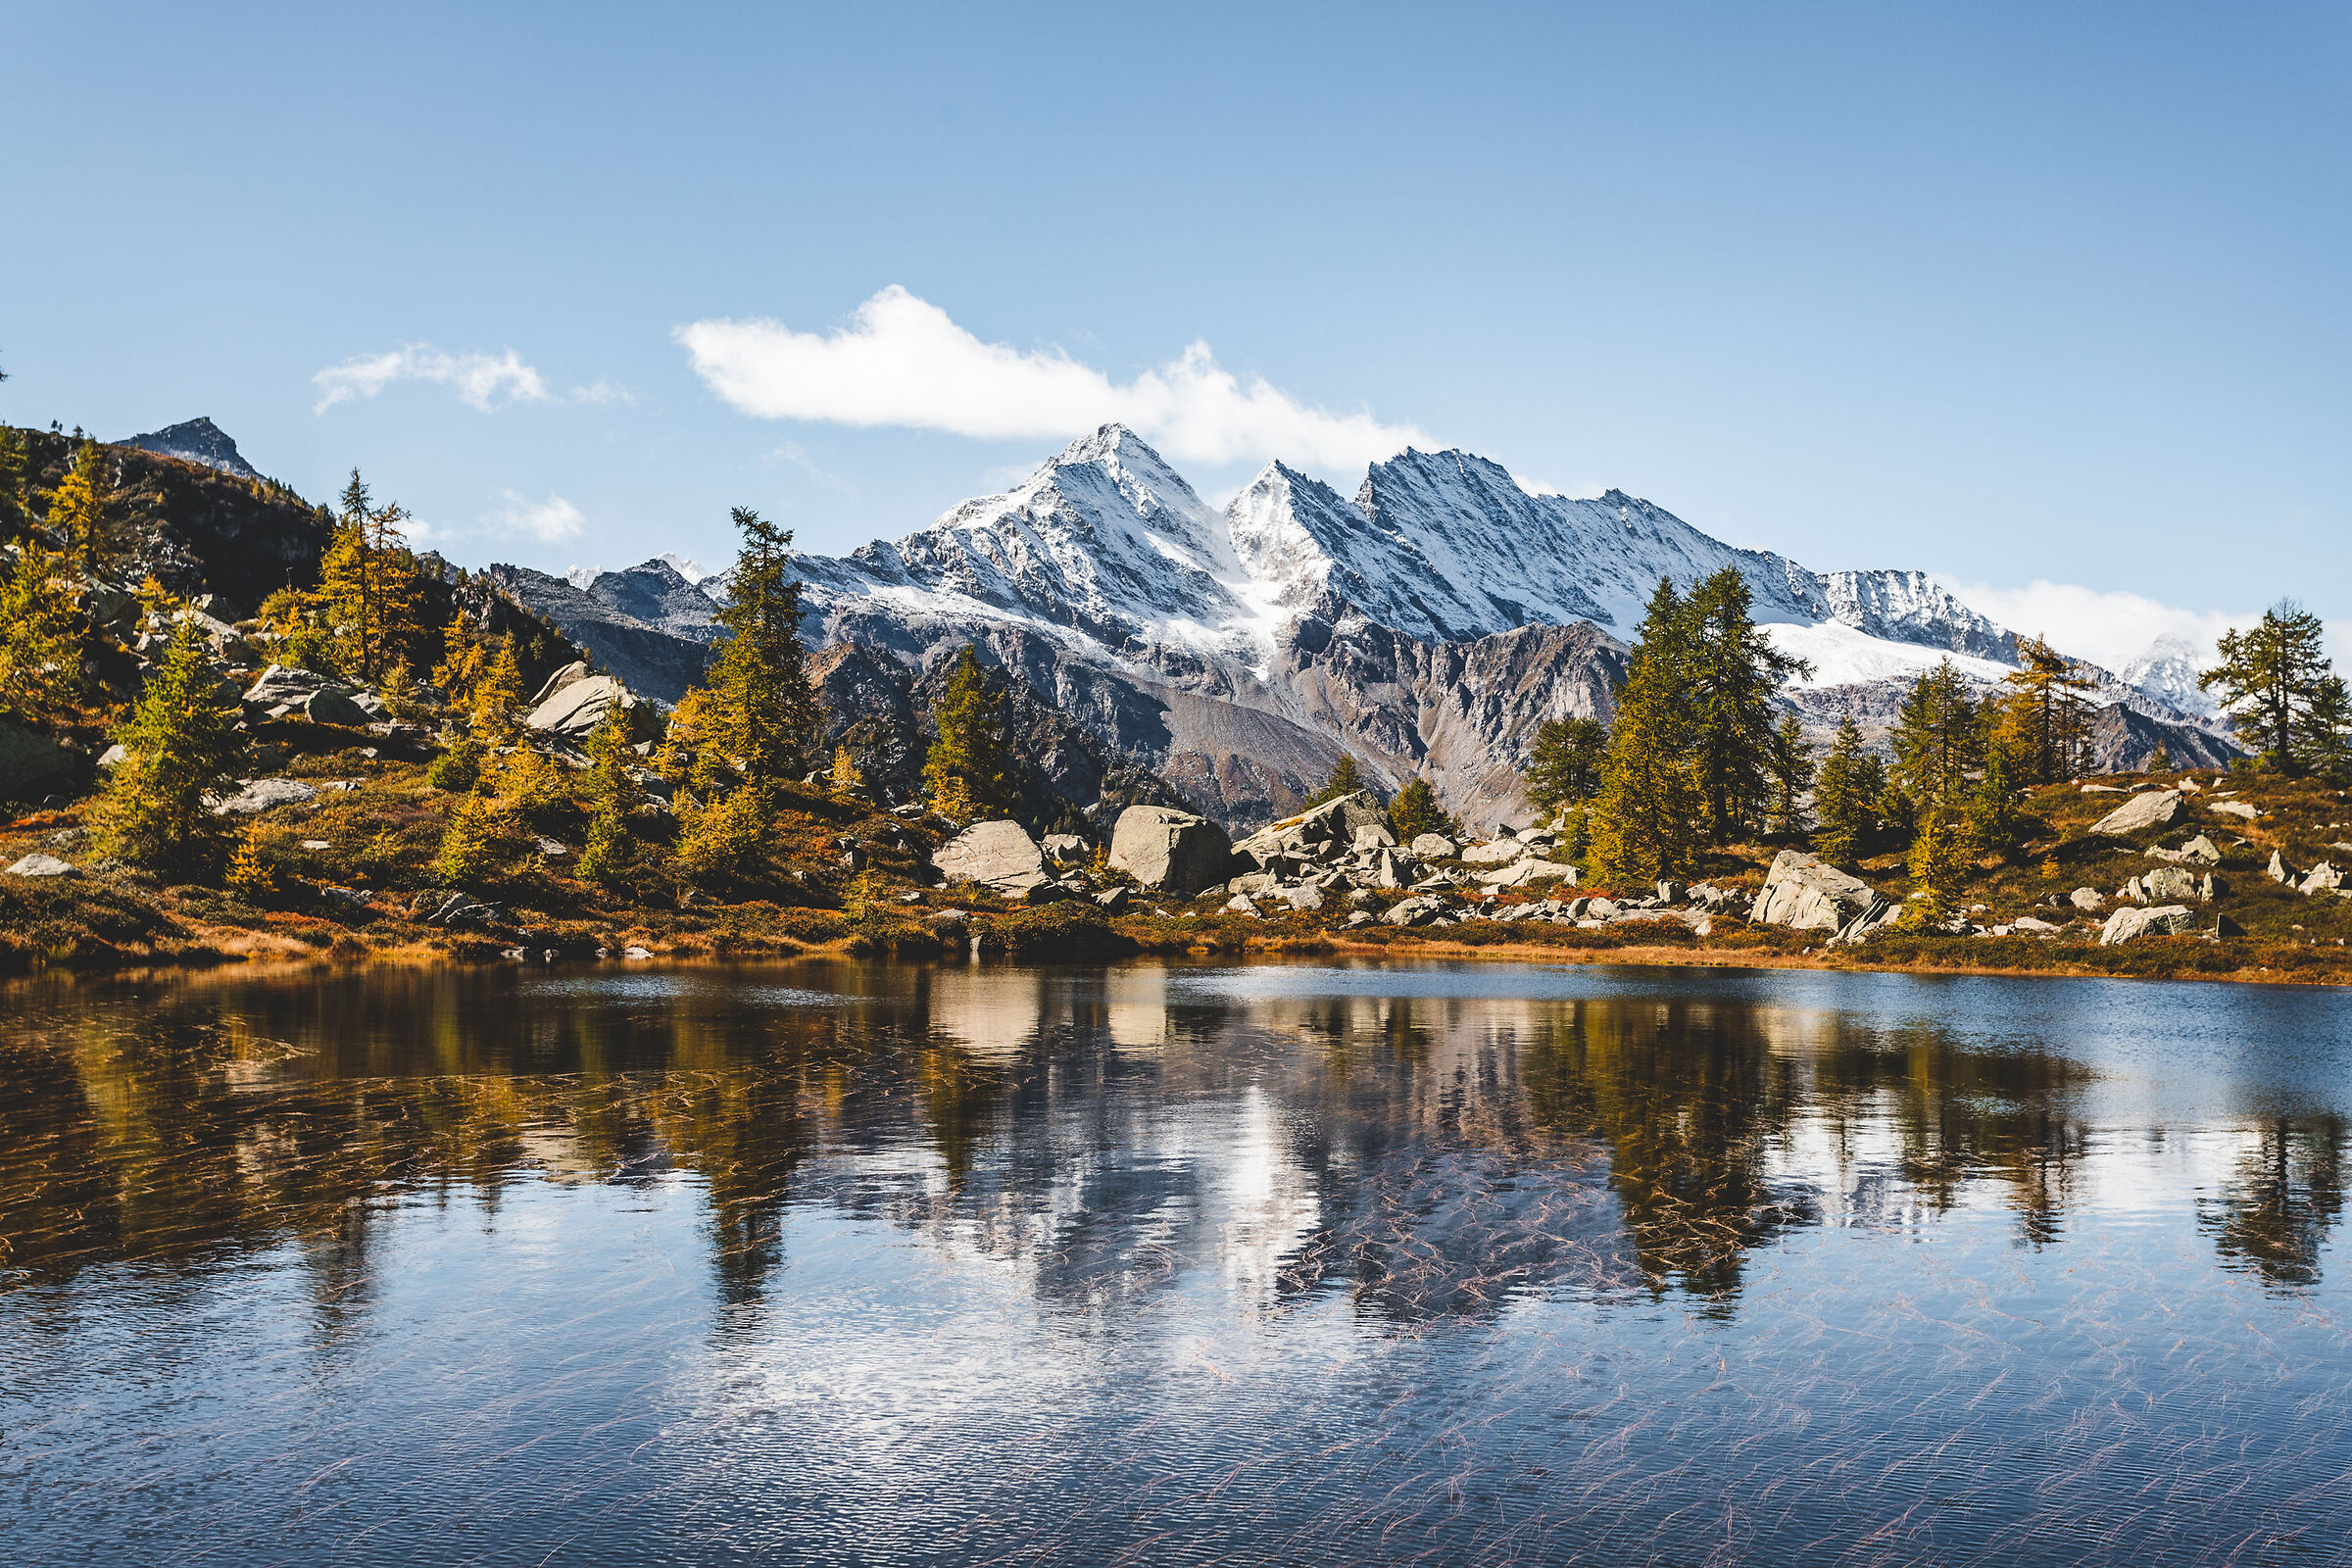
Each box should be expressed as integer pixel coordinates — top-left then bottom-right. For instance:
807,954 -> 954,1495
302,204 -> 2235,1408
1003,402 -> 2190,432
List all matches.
3,422 -> 2350,984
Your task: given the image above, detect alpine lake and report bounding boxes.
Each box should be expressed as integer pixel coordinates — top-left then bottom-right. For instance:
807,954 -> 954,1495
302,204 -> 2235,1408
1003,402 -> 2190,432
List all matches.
3,957 -> 2348,1566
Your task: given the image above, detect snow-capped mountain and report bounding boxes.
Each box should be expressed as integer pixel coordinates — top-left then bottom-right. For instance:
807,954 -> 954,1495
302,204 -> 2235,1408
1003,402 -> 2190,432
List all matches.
115,416 -> 263,481
496,423 -> 2231,828
2122,633 -> 2220,718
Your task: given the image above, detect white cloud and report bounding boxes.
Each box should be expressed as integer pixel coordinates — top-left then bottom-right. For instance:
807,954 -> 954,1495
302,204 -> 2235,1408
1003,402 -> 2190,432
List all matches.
314,345 -> 552,414
487,490 -> 584,543
1950,578 -> 2265,672
675,285 -> 1427,469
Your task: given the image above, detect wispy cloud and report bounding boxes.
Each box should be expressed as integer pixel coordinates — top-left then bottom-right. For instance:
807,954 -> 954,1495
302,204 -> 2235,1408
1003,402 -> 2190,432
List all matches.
769,440 -> 855,495
676,285 -> 1427,469
487,490 -> 584,543
1948,578 -> 2311,672
313,345 -> 552,414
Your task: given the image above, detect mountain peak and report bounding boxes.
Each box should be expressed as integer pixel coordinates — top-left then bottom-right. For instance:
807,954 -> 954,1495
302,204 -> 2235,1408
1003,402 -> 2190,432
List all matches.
116,416 -> 262,481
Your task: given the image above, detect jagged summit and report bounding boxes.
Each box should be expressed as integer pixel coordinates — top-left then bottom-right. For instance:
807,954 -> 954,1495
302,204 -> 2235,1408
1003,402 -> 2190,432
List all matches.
495,423 -> 2230,829
116,416 -> 262,481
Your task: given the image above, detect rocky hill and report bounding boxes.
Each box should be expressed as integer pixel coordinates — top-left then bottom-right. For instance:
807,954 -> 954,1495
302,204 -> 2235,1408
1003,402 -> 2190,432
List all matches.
496,424 -> 2232,831
115,416 -> 264,482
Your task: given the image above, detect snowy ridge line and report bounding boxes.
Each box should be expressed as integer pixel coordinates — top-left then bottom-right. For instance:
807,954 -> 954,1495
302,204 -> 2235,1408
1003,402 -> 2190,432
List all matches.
777,422 -> 2212,726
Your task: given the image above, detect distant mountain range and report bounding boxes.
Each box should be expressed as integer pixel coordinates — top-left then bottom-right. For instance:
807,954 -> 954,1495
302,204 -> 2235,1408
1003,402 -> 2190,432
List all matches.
491,423 -> 2236,829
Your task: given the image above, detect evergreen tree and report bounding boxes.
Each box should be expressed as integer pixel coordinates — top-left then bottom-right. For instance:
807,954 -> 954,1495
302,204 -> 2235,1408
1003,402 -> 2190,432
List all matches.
1965,742 -> 2020,858
675,785 -> 768,881
1906,811 -> 1968,921
1810,715 -> 1885,868
1305,752 -> 1367,808
317,469 -> 425,681
46,441 -> 111,575
91,617 -> 246,867
2297,674 -> 2352,782
434,792 -> 519,885
1388,777 -> 1455,842
1766,712 -> 1815,836
0,539 -> 79,718
2202,600 -> 2332,772
708,506 -> 823,787
1591,653 -> 1703,884
1684,567 -> 1811,841
0,427 -> 31,541
923,647 -> 1014,819
1996,635 -> 2096,785
1888,660 -> 1983,820
1525,716 -> 1607,814
225,820 -> 278,902
471,635 -> 527,743
433,607 -> 488,705
576,708 -> 644,885
828,744 -> 865,803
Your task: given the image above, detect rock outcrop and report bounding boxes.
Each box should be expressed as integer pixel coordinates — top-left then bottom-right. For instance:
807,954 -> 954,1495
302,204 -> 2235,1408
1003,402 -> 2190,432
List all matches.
0,720 -> 78,800
2100,905 -> 2196,945
1750,851 -> 1886,933
931,820 -> 1052,897
1107,806 -> 1233,897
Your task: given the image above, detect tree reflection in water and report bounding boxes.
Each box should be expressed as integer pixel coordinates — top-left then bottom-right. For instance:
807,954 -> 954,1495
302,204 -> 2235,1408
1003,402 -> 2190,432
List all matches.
0,961 -> 2341,1330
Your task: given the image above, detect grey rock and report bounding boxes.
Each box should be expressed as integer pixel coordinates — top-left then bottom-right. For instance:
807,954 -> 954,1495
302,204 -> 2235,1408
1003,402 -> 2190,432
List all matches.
2089,790 -> 2181,837
1108,805 -> 1233,897
1279,882 -> 1325,911
529,661 -> 591,707
1234,791 -> 1387,867
2208,800 -> 2259,821
209,777 -> 319,815
1380,894 -> 1451,927
2268,850 -> 2297,884
2180,834 -> 2223,864
5,853 -> 75,877
96,743 -> 128,768
526,675 -> 639,739
244,663 -> 344,708
1041,833 -> 1089,866
1460,839 -> 1531,865
1351,824 -> 1397,852
2100,904 -> 2196,945
1094,886 -> 1132,912
1751,850 -> 1886,933
303,688 -> 370,728
2299,862 -> 2343,896
422,891 -> 502,927
1478,857 -> 1576,889
933,820 -> 1052,897
2142,866 -> 2206,903
1410,833 -> 1458,860
1656,879 -> 1686,904
1222,893 -> 1261,916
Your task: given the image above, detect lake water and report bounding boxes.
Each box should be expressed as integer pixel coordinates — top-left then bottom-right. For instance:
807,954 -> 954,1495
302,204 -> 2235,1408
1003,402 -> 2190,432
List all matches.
3,959 -> 2348,1566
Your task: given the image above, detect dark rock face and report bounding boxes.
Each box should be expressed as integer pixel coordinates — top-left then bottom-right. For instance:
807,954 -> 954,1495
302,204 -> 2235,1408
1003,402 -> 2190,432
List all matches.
115,417 -> 262,482
483,564 -> 719,704
19,429 -> 329,619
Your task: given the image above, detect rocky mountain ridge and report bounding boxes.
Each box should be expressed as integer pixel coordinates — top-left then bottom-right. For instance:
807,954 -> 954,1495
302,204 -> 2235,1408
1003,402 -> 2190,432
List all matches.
492,424 -> 2230,830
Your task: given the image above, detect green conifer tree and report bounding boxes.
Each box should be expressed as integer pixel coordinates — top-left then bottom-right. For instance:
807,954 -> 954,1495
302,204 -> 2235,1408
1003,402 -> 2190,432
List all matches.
1388,777 -> 1455,842
1889,660 -> 1983,821
471,635 -> 527,743
1906,811 -> 1969,922
2202,600 -> 2332,772
0,428 -> 32,542
2296,674 -> 2352,782
1525,716 -> 1608,815
1591,653 -> 1704,884
576,708 -> 644,885
923,648 -> 1015,818
1684,568 -> 1812,842
1810,715 -> 1885,867
1997,634 -> 2096,785
709,506 -> 823,787
317,470 -> 425,681
1305,753 -> 1367,808
91,617 -> 247,867
0,538 -> 79,718
1766,711 -> 1815,836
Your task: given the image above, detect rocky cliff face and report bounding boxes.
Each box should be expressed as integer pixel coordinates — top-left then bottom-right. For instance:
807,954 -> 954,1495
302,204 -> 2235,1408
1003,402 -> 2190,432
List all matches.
488,424 -> 2235,830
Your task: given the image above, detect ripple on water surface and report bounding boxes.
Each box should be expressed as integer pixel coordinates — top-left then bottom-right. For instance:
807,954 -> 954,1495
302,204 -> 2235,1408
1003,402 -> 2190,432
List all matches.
0,958 -> 2346,1565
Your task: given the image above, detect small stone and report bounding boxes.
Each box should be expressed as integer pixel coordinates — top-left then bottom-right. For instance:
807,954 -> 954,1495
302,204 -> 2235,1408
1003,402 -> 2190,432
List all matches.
2208,800 -> 2259,821
2100,904 -> 2197,945
1410,833 -> 1459,860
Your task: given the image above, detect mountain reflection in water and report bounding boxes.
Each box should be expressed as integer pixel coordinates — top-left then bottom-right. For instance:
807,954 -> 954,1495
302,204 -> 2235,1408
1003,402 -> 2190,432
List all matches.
2,960 -> 2348,1566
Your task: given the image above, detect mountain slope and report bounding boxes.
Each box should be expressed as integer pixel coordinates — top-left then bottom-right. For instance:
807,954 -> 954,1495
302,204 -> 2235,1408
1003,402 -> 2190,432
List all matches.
115,417 -> 264,482
491,423 -> 2232,829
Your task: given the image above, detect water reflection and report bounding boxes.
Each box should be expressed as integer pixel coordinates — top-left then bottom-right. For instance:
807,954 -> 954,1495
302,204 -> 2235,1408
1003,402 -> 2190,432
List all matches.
4,962 -> 2342,1314
5,961 -> 2351,1566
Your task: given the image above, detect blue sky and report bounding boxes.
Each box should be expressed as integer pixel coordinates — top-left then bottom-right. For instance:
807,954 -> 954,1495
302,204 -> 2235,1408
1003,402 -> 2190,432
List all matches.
2,3 -> 2344,668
